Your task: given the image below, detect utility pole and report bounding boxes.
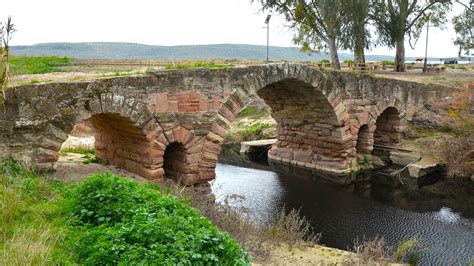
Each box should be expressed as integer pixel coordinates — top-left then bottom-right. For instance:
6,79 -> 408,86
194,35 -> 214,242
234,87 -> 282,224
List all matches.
423,15 -> 430,73
265,15 -> 271,62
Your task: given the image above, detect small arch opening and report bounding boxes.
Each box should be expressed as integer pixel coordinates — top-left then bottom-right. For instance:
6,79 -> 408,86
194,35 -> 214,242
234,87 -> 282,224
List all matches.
163,142 -> 187,180
374,107 -> 402,147
355,125 -> 373,154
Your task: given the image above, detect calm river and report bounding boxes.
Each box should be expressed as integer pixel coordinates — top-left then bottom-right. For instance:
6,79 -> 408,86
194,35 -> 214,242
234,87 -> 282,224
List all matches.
211,162 -> 474,265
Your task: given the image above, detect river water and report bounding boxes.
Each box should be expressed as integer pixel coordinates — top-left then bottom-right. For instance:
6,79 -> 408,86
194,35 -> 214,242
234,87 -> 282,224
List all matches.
211,162 -> 474,265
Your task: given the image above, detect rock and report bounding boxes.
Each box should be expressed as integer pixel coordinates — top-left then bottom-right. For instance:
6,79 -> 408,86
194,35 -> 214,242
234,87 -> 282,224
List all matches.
240,139 -> 277,154
390,150 -> 421,166
408,158 -> 441,178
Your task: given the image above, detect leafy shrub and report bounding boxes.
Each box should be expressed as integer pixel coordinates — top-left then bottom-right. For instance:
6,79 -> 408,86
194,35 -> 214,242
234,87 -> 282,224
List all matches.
66,173 -> 251,265
319,59 -> 330,64
239,121 -> 270,141
237,106 -> 266,118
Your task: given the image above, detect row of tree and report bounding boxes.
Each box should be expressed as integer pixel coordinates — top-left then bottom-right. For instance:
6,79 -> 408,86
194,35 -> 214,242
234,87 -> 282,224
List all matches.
256,0 -> 473,72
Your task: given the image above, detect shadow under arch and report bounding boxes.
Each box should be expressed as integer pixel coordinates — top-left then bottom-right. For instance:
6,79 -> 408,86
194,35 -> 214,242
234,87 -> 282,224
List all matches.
374,107 -> 404,147
254,78 -> 352,173
355,124 -> 373,155
59,112 -> 163,179
162,142 -> 189,182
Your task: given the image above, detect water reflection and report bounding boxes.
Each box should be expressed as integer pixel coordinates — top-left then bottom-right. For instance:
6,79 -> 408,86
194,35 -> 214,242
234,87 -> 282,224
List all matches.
212,163 -> 474,265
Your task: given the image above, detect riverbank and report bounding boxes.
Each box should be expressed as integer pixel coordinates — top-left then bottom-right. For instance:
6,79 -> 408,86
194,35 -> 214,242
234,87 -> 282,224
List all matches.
1,160 -> 251,264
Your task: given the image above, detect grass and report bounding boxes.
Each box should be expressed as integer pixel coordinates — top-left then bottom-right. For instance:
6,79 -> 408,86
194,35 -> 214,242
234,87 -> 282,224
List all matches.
164,61 -> 235,70
10,56 -> 73,75
351,236 -> 419,264
1,160 -> 251,264
237,106 -> 267,118
239,121 -> 271,141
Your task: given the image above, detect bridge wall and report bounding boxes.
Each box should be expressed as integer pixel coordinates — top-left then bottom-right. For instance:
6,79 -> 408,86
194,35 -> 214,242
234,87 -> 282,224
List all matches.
0,64 -> 458,184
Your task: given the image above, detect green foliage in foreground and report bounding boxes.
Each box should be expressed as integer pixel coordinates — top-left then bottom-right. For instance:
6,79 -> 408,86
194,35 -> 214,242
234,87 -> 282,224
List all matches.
10,56 -> 73,75
165,61 -> 235,70
1,161 -> 251,265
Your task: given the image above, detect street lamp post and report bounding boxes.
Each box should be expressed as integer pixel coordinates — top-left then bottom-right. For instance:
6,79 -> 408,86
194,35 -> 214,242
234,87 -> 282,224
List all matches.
264,14 -> 271,62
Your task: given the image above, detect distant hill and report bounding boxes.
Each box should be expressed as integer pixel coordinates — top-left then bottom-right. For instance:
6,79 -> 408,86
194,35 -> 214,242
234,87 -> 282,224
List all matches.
12,42 -> 396,62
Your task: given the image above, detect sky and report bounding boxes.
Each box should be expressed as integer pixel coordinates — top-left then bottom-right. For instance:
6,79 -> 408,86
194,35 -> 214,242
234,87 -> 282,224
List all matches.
0,0 -> 468,58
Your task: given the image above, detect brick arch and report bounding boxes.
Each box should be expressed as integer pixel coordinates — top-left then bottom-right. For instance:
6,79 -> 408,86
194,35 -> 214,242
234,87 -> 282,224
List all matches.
37,92 -> 165,181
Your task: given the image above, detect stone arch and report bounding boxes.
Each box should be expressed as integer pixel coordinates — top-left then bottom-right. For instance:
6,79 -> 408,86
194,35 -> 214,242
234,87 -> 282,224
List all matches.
157,124 -> 204,185
37,92 -> 164,181
203,65 -> 353,176
373,106 -> 406,147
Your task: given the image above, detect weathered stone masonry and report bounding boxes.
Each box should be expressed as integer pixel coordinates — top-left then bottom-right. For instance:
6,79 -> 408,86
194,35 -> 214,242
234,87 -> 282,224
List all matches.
0,64 -> 457,184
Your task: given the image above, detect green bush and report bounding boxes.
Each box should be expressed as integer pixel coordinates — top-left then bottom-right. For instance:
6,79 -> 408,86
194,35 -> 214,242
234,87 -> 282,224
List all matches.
10,56 -> 73,75
319,59 -> 330,64
239,121 -> 270,141
381,60 -> 395,66
237,106 -> 266,118
66,173 -> 251,265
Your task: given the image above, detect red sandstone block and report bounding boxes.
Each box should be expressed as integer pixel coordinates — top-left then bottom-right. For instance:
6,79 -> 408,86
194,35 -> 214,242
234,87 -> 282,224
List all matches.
199,100 -> 209,111
218,105 -> 236,122
154,92 -> 168,113
185,153 -> 201,163
141,147 -> 165,158
198,171 -> 215,182
184,136 -> 202,150
202,151 -> 219,162
206,131 -> 224,144
203,141 -> 221,155
178,101 -> 200,112
210,123 -> 227,138
168,101 -> 179,112
178,91 -> 202,102
173,126 -> 191,144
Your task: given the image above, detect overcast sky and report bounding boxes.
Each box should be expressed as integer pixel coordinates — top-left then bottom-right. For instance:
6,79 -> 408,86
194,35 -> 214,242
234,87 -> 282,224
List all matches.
1,0 -> 468,58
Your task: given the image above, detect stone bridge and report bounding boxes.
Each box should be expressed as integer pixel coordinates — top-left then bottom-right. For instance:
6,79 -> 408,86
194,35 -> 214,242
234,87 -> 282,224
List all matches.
0,64 -> 457,184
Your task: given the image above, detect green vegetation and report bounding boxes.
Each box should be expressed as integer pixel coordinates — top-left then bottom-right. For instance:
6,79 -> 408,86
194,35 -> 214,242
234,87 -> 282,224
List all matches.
237,106 -> 267,118
381,60 -> 395,66
165,61 -> 235,70
1,17 -> 15,103
10,56 -> 72,75
239,121 -> 271,141
60,147 -> 102,164
352,236 -> 419,264
1,160 -> 250,264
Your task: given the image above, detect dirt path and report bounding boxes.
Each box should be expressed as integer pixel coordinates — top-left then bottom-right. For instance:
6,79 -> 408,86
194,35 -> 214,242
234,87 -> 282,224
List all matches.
50,153 -> 147,183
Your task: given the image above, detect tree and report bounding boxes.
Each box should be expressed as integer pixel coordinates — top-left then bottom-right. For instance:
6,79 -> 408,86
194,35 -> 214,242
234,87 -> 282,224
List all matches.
256,0 -> 345,70
1,16 -> 16,102
370,0 -> 451,72
340,0 -> 371,63
452,1 -> 473,57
